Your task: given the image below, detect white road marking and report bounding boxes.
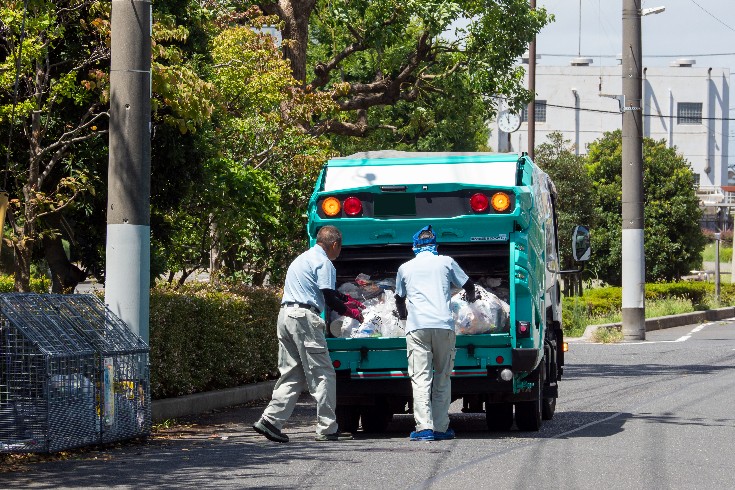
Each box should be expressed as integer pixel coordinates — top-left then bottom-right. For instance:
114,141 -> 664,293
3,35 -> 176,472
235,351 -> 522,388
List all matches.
610,322 -> 713,345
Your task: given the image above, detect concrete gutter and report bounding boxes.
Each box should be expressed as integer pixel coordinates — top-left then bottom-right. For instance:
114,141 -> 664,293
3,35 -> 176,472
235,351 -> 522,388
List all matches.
152,380 -> 276,422
152,308 -> 735,421
580,306 -> 735,340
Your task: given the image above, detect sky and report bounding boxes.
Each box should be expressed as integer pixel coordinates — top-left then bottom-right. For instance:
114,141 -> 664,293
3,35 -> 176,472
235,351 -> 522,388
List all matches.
535,0 -> 735,168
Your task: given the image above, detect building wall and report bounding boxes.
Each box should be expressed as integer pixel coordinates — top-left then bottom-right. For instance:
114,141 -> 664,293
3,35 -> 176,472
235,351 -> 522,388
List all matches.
496,63 -> 730,187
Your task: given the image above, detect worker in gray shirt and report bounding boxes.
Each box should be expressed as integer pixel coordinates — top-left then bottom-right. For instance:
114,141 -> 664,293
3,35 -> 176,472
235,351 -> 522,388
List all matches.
253,225 -> 364,443
395,225 -> 476,441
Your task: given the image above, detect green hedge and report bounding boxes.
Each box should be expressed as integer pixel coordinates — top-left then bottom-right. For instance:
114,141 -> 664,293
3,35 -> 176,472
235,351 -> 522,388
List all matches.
149,284 -> 281,399
562,281 -> 735,334
0,275 -> 51,293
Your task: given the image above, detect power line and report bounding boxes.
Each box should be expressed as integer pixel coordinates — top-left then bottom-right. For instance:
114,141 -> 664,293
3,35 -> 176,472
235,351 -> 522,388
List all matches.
539,52 -> 735,58
688,0 -> 735,34
544,102 -> 735,121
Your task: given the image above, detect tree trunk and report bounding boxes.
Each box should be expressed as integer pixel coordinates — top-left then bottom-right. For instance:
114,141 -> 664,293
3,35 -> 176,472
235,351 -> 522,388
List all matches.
43,233 -> 86,293
261,0 -> 316,84
209,214 -> 221,286
13,241 -> 33,292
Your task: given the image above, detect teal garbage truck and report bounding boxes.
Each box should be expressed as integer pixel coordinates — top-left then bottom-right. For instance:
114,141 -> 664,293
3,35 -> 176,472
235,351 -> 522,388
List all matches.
306,151 -> 590,432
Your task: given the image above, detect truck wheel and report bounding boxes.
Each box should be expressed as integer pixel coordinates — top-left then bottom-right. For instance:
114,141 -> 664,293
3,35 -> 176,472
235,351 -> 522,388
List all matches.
542,397 -> 556,420
336,405 -> 360,433
360,405 -> 393,433
515,364 -> 543,431
485,403 -> 513,432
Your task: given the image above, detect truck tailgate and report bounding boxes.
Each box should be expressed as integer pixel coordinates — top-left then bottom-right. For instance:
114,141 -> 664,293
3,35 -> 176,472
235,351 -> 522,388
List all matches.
327,333 -> 514,379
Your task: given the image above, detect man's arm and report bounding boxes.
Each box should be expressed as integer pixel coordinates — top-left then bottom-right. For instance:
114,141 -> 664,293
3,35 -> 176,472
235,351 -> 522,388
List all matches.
323,289 -> 364,322
394,294 -> 408,320
462,279 -> 477,303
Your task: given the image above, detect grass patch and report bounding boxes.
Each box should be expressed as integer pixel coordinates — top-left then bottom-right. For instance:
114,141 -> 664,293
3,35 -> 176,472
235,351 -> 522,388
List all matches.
591,326 -> 624,343
702,242 -> 733,263
585,297 -> 697,327
564,289 -> 725,339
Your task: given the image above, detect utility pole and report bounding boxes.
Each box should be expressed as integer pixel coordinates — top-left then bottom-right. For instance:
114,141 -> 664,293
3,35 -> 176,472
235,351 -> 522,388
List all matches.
621,0 -> 645,340
527,0 -> 537,160
106,0 -> 152,343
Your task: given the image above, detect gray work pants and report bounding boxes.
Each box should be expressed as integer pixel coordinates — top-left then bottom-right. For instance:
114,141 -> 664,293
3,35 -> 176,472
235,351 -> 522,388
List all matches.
406,328 -> 456,432
261,306 -> 338,436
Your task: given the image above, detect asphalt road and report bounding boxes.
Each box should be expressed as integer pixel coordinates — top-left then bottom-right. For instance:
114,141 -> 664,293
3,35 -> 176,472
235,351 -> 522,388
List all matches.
3,320 -> 735,489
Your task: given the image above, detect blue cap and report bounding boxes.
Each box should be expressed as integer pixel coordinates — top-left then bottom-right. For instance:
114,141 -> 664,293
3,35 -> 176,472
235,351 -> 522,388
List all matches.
412,225 -> 436,248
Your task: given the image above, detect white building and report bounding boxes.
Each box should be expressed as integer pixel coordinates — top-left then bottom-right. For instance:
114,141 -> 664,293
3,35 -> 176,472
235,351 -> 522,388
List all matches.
495,59 -> 730,188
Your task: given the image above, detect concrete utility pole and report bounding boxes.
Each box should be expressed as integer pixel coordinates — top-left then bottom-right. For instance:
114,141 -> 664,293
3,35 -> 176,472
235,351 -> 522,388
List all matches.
106,0 -> 152,343
527,0 -> 537,160
621,0 -> 646,340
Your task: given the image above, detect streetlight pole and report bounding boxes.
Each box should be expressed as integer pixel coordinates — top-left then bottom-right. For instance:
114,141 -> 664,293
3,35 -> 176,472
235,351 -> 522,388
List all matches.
621,0 -> 645,340
106,0 -> 152,343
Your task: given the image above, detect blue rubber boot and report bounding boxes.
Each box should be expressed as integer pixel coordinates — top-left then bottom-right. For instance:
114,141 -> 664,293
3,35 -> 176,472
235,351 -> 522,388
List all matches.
409,429 -> 435,441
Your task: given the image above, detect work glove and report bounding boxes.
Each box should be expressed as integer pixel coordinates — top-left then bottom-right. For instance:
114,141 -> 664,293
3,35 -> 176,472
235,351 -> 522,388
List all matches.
344,307 -> 364,324
344,294 -> 366,311
465,290 -> 478,303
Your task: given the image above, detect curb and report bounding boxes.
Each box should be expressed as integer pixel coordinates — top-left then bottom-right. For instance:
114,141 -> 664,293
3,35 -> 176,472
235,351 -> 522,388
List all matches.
151,380 -> 276,422
580,306 -> 735,340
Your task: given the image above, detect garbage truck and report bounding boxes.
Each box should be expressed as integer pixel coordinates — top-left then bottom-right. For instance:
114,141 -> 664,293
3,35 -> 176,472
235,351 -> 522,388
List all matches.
306,151 -> 590,432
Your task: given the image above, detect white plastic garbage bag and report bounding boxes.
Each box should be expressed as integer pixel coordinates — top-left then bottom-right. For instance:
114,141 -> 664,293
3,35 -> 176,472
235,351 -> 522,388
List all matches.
451,285 -> 510,334
331,289 -> 404,338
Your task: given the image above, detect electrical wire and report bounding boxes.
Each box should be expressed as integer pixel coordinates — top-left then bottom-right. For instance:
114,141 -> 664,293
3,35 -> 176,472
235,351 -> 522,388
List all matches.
688,0 -> 735,34
543,101 -> 735,121
539,53 -> 735,58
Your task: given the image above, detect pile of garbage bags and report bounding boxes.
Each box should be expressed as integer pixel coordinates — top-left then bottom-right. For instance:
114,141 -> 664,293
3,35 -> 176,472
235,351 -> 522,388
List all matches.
330,275 -> 509,338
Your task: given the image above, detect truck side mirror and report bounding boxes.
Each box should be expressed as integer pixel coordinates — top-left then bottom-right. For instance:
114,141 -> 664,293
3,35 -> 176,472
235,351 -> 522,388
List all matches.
572,225 -> 591,262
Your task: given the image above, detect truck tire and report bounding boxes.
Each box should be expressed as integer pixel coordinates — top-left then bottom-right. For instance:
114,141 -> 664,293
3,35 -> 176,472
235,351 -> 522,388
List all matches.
515,363 -> 543,431
485,402 -> 513,432
542,396 -> 556,420
336,405 -> 360,433
360,404 -> 393,433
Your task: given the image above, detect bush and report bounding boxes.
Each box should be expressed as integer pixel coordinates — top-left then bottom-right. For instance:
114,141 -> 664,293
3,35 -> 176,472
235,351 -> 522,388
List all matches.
0,274 -> 51,293
562,281 -> 734,337
149,283 -> 281,399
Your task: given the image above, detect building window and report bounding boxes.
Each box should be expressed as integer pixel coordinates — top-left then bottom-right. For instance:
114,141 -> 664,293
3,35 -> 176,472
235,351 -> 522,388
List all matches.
521,100 -> 547,123
677,102 -> 702,124
692,172 -> 700,187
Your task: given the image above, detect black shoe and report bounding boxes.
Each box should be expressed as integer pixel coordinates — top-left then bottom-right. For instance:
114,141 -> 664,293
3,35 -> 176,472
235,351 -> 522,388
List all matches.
315,431 -> 353,441
253,419 -> 289,443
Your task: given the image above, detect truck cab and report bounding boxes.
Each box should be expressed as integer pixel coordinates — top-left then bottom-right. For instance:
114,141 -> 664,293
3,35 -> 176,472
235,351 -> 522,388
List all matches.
307,151 -> 566,432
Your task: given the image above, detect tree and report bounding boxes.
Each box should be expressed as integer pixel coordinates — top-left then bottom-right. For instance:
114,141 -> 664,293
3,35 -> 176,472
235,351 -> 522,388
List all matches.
534,132 -> 596,294
329,66 -> 490,154
252,0 -> 550,137
586,130 -> 706,285
0,0 -> 108,291
155,15 -> 335,286
1,1 -> 215,291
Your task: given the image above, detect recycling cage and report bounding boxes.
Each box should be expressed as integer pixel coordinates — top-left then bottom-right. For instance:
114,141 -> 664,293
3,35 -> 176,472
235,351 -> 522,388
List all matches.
0,293 -> 150,453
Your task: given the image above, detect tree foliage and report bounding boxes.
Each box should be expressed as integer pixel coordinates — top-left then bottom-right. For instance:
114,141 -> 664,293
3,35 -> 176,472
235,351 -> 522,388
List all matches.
534,132 -> 596,272
254,0 -> 550,137
0,0 -> 553,291
586,130 -> 706,285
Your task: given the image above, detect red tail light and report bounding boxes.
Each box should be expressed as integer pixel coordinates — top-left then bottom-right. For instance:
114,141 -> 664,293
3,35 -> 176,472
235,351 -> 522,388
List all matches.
343,196 -> 363,216
332,360 -> 342,368
470,193 -> 489,212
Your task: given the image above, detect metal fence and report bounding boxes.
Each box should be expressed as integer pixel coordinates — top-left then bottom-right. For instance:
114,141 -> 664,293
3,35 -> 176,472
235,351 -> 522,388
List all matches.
0,294 -> 150,453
